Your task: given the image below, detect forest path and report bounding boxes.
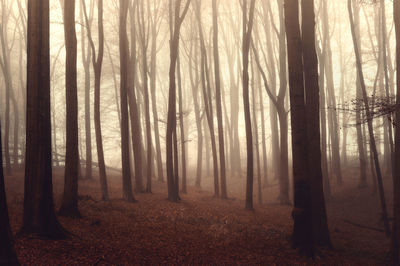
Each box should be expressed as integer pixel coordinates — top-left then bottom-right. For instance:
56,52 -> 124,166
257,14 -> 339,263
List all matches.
4,167 -> 389,265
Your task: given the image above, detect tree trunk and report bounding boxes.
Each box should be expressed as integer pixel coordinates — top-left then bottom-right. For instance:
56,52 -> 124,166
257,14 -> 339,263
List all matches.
0,121 -> 18,264
188,37 -> 203,188
392,0 -> 400,263
21,0 -> 66,238
177,55 -> 187,194
80,0 -> 93,180
242,0 -> 256,210
301,0 -> 331,247
212,0 -> 227,199
284,0 -> 312,254
128,3 -> 144,193
149,12 -> 164,183
321,0 -> 342,185
195,0 -> 219,197
59,0 -> 81,218
166,0 -> 190,202
252,60 -> 262,205
120,0 -> 135,202
348,0 -> 391,237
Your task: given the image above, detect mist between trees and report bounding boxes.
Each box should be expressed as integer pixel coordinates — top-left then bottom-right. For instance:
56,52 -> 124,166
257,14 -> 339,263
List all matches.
1,0 -> 400,264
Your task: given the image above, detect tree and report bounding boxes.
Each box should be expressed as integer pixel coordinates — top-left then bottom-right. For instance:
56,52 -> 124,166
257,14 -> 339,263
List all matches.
392,0 -> 400,263
284,0 -> 331,255
137,0 -> 153,193
0,120 -> 18,265
80,0 -> 93,180
20,0 -> 66,238
194,0 -> 220,197
347,0 -> 391,237
301,0 -> 330,248
166,0 -> 190,202
82,0 -> 109,201
242,0 -> 256,210
0,1 -> 20,175
212,0 -> 227,199
149,1 -> 164,183
128,1 -> 144,193
59,0 -> 81,218
284,0 -> 312,254
120,0 -> 135,202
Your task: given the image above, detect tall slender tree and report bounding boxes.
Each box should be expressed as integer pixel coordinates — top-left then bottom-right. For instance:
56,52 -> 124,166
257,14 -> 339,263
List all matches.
242,0 -> 256,210
59,0 -> 81,218
392,0 -> 400,263
348,0 -> 390,237
120,0 -> 135,202
301,0 -> 330,247
80,0 -> 93,180
212,0 -> 227,199
20,0 -> 66,238
82,0 -> 109,200
166,0 -> 190,202
0,120 -> 18,265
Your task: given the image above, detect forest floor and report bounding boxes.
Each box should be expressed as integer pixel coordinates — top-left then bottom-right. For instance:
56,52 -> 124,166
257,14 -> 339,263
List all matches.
4,166 -> 392,265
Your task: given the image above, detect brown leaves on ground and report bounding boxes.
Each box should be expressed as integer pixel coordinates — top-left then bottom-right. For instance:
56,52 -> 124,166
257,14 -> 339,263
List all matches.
4,167 -> 389,265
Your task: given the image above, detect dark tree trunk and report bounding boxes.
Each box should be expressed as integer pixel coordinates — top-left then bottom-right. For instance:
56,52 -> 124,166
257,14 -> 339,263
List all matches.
80,0 -> 93,180
128,3 -> 144,193
59,0 -> 81,218
284,0 -> 313,255
0,121 -> 18,265
301,0 -> 331,247
120,0 -> 135,202
82,0 -> 109,200
177,55 -> 187,194
20,0 -> 66,238
212,0 -> 227,199
166,0 -> 190,202
348,0 -> 391,237
242,0 -> 256,210
392,0 -> 400,263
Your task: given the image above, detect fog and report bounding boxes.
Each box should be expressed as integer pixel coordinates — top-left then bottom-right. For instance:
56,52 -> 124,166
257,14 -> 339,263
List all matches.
1,0 -> 400,264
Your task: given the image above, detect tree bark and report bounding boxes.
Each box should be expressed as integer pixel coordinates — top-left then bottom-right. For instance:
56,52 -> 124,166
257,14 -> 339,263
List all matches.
348,0 -> 391,237
166,0 -> 190,202
20,0 -> 66,238
212,0 -> 227,199
80,0 -> 93,180
392,0 -> 400,263
0,121 -> 18,265
242,0 -> 256,210
82,0 -> 108,200
301,0 -> 331,247
59,0 -> 81,218
120,0 -> 135,202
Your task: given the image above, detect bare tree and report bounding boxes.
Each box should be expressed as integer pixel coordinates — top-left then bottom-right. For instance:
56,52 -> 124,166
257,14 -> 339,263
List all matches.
80,0 -> 94,180
212,0 -> 227,199
82,0 -> 109,200
242,0 -> 256,210
20,0 -> 66,238
392,0 -> 400,263
347,0 -> 390,237
166,0 -> 190,202
59,0 -> 81,218
0,120 -> 18,264
120,0 -> 135,202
